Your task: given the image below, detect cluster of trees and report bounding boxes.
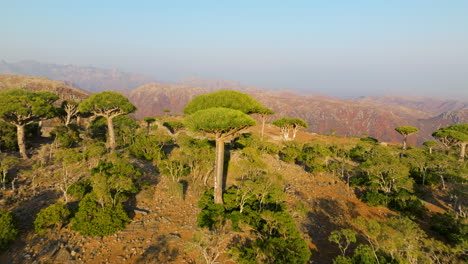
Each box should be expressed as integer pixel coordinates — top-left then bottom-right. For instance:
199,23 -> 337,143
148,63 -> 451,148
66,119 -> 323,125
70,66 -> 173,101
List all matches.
0,87 -> 466,263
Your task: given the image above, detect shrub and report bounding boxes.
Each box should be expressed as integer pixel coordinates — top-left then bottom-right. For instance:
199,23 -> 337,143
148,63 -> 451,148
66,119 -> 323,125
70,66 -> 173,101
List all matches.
67,180 -> 92,200
50,125 -> 81,148
0,210 -> 17,249
361,191 -> 389,206
431,212 -> 467,244
71,193 -> 130,236
34,203 -> 70,233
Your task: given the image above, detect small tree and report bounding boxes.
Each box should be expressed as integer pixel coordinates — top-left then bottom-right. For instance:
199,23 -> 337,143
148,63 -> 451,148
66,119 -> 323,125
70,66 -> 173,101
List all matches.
272,117 -> 308,140
185,108 -> 256,204
61,100 -> 79,126
395,126 -> 419,150
0,89 -> 58,159
256,107 -> 275,139
163,121 -> 185,135
79,91 -> 136,152
432,124 -> 468,160
34,203 -> 70,233
0,210 -> 17,249
329,229 -> 357,257
423,140 -> 438,154
143,116 -> 156,135
0,154 -> 20,189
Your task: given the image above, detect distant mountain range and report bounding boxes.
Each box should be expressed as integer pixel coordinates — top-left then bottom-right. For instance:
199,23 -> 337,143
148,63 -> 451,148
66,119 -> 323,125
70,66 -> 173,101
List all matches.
1,60 -> 466,145
0,60 -> 155,92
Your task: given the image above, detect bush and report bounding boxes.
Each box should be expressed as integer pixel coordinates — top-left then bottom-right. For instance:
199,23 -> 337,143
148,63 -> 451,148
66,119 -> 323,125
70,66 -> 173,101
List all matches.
361,191 -> 389,206
67,180 -> 92,200
34,203 -> 70,233
197,187 -> 310,263
0,210 -> 17,249
72,193 -> 130,236
279,142 -> 301,163
50,125 -> 81,148
431,212 -> 467,244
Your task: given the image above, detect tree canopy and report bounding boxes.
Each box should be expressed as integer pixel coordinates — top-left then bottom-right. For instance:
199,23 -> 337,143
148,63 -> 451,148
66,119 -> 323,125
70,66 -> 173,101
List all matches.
0,89 -> 59,158
395,126 -> 419,150
432,124 -> 468,160
183,90 -> 263,115
79,91 -> 136,117
272,117 -> 308,140
79,91 -> 136,152
185,108 -> 256,137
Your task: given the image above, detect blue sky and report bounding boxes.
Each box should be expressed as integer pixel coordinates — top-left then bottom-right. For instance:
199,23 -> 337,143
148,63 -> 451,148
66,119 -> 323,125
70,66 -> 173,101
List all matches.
1,0 -> 467,97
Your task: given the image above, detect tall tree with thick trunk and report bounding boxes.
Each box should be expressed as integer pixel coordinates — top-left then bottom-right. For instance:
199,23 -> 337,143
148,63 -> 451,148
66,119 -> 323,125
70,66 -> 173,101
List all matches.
432,124 -> 468,161
184,90 -> 263,204
185,108 -> 256,204
0,89 -> 58,159
395,126 -> 419,150
79,91 -> 136,152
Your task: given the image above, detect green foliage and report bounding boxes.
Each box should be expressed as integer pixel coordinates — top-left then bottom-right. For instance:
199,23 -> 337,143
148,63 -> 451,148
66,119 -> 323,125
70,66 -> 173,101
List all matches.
298,143 -> 333,172
361,191 -> 389,206
0,210 -> 17,249
143,116 -> 156,124
0,89 -> 58,124
278,141 -> 302,163
184,107 -> 256,135
272,117 -> 308,129
83,142 -> 107,160
431,212 -> 467,244
360,137 -> 378,144
128,132 -> 172,162
50,124 -> 81,148
183,90 -> 263,114
395,126 -> 419,136
34,203 -> 70,233
197,186 -> 310,264
90,158 -> 142,207
159,150 -> 191,182
329,229 -> 357,256
163,120 -> 185,134
79,91 -> 136,115
113,115 -> 140,146
423,140 -> 438,148
67,180 -> 92,200
233,133 -> 279,154
432,124 -> 468,147
71,193 -> 130,236
0,121 -> 17,152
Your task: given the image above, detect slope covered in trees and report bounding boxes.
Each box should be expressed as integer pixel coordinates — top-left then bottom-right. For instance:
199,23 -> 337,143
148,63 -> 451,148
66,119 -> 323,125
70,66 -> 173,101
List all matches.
0,81 -> 466,264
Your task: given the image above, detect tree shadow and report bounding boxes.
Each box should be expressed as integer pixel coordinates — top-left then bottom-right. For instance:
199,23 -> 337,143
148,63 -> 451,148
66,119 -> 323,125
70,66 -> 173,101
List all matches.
136,235 -> 180,264
302,198 -> 350,264
0,189 -> 60,263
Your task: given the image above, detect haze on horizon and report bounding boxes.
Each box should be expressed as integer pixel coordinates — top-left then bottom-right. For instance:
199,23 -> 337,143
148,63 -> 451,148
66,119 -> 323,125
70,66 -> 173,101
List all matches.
1,0 -> 467,98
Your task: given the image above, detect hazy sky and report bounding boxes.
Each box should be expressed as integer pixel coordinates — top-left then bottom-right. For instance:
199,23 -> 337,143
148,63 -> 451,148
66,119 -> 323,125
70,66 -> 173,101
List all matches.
1,0 -> 467,97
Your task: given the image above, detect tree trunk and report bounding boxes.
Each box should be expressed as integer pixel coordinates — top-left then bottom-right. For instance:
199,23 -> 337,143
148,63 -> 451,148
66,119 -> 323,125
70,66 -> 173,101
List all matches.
65,113 -> 72,126
214,138 -> 225,204
429,147 -> 432,154
107,116 -> 116,152
146,123 -> 150,135
459,142 -> 466,161
16,124 -> 28,159
402,135 -> 407,150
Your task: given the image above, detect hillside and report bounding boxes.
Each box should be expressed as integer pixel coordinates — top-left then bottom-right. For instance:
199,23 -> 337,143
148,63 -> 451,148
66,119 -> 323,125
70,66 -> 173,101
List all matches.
0,61 -> 155,92
128,83 -> 467,145
0,75 -> 89,102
